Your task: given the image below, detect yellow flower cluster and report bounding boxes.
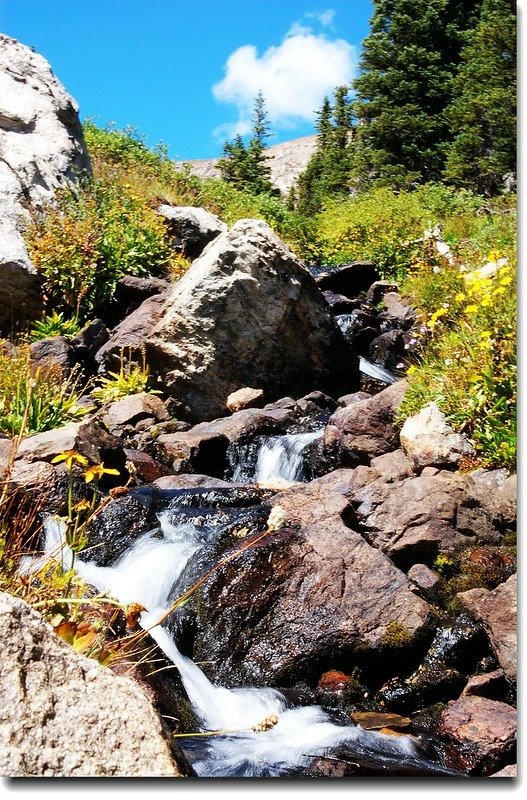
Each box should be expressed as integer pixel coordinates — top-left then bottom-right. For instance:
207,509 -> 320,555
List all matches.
426,306 -> 449,328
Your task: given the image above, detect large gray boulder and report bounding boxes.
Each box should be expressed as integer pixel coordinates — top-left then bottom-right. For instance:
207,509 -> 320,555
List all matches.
146,219 -> 359,421
0,35 -> 91,326
0,592 -> 189,776
157,204 -> 227,259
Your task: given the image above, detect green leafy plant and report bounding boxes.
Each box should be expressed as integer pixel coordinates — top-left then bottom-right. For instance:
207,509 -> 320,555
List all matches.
27,311 -> 81,342
92,350 -> 158,404
0,344 -> 87,436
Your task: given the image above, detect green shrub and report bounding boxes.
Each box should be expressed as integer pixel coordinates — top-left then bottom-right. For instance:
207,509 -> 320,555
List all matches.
92,351 -> 158,404
0,345 -> 87,436
27,311 -> 81,342
25,178 -> 175,321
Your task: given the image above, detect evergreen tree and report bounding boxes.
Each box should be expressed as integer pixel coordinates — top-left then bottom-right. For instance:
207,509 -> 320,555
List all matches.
218,91 -> 276,195
351,0 -> 483,187
444,0 -> 516,195
294,87 -> 354,214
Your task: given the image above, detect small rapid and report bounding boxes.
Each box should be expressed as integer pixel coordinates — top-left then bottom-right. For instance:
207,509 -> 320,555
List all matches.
25,512 -> 458,778
230,429 -> 323,484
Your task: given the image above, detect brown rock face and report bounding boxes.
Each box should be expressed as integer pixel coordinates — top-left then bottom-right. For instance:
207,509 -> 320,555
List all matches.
146,219 -> 358,421
191,471 -> 431,685
95,293 -> 168,372
0,592 -> 190,776
458,574 -> 517,683
324,381 -> 407,464
439,695 -> 516,775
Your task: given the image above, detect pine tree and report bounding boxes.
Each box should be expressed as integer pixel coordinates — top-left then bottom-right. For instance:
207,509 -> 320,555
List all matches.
351,0 -> 483,187
218,92 -> 276,195
294,87 -> 354,214
444,0 -> 516,195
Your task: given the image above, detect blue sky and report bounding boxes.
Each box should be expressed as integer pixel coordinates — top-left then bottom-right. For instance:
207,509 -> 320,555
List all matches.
0,0 -> 372,159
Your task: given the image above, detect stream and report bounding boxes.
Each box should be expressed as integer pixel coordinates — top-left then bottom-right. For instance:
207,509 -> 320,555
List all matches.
20,430 -> 462,778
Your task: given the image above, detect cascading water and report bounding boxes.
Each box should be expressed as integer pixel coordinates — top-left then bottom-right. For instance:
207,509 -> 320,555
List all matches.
230,429 -> 323,484
26,512 -> 458,778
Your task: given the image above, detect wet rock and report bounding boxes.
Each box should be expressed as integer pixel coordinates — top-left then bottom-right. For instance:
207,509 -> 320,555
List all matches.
146,219 -> 358,421
438,695 -> 516,775
103,392 -> 170,431
462,670 -> 507,700
190,472 -> 432,686
226,387 -> 265,413
322,291 -> 359,313
153,474 -> 238,490
157,204 -> 227,259
297,390 -> 337,415
315,261 -> 380,299
84,492 -> 156,565
458,574 -> 517,683
366,281 -> 399,307
376,616 -> 487,712
368,330 -> 407,372
323,380 -> 407,466
400,402 -> 476,468
95,293 -> 168,373
0,35 -> 91,326
349,712 -> 411,731
407,563 -> 442,592
0,592 -> 190,776
29,336 -> 75,374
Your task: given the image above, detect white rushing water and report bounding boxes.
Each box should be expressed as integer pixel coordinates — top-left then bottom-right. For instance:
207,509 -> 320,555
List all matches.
26,513 -> 432,778
231,429 -> 323,484
359,356 -> 398,385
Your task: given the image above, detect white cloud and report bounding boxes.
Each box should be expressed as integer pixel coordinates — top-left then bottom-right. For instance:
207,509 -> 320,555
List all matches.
212,22 -> 356,140
306,9 -> 336,29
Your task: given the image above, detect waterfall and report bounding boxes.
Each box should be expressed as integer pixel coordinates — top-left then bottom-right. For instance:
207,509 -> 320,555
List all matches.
230,429 -> 323,484
358,356 -> 397,385
26,514 -> 458,778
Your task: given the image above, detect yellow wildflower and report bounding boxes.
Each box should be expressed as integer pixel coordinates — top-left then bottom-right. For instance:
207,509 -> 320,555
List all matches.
455,292 -> 466,302
500,276 -> 513,287
465,304 -> 478,314
51,450 -> 89,469
84,463 -> 120,483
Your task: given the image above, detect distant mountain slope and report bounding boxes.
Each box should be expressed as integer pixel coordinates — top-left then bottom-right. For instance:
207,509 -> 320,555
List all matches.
177,135 -> 317,195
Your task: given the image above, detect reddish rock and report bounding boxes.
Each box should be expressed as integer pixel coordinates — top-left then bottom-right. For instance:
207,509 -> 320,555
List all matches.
438,695 -> 516,775
458,574 -> 517,683
407,563 -> 441,591
317,670 -> 351,691
123,449 -> 170,484
462,670 -> 506,700
103,392 -> 170,430
324,380 -> 407,464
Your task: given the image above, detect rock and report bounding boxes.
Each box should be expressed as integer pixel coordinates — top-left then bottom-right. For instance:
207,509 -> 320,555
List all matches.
369,449 -> 414,482
378,292 -> 416,329
155,429 -> 229,476
296,390 -> 337,415
153,474 -> 237,490
226,387 -> 265,413
458,574 -> 517,683
315,261 -> 380,299
15,419 -> 127,479
351,470 -> 502,568
0,35 -> 91,326
103,392 -> 170,430
123,449 -> 170,484
438,695 -> 516,775
189,471 -> 432,686
400,402 -> 476,468
70,319 -> 108,375
467,469 -> 517,530
368,330 -> 407,372
462,670 -> 507,700
338,391 -> 372,407
95,293 -> 168,373
0,592 -> 189,776
366,280 -> 399,307
113,275 -> 170,318
349,712 -> 411,731
322,291 -> 359,314
490,764 -> 517,777
407,563 -> 441,592
323,380 -> 407,465
146,219 -> 358,421
29,335 -> 75,374
157,204 -> 227,259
